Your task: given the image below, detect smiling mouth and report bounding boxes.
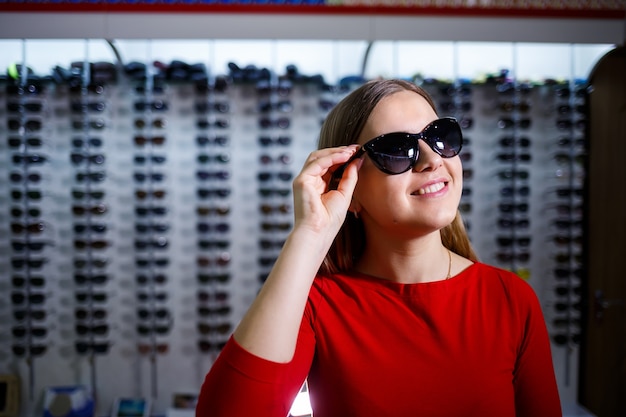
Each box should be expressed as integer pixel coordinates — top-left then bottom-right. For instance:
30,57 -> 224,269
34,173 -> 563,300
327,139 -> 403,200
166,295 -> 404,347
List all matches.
414,181 -> 446,195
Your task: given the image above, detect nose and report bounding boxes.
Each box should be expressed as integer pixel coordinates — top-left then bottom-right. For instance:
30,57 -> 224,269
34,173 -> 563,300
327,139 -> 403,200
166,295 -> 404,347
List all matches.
412,139 -> 443,173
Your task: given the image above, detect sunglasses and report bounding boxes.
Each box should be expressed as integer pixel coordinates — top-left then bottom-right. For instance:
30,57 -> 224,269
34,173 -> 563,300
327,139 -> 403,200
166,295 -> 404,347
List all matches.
198,340 -> 227,353
12,275 -> 46,287
258,188 -> 291,197
11,258 -> 47,269
198,322 -> 232,335
197,222 -> 230,233
72,136 -> 103,148
12,326 -> 47,338
75,308 -> 107,320
11,240 -> 50,251
259,136 -> 292,146
12,344 -> 47,357
11,291 -> 46,304
71,119 -> 106,131
197,188 -> 231,199
135,238 -> 168,250
197,290 -> 229,302
261,222 -> 292,232
198,239 -> 230,249
195,101 -> 230,114
136,189 -> 167,200
331,117 -> 462,184
134,155 -> 167,164
134,135 -> 166,146
197,253 -> 232,268
136,258 -> 169,268
72,204 -> 108,216
70,101 -> 106,113
197,153 -> 230,164
137,324 -> 171,335
12,154 -> 47,164
135,206 -> 168,216
11,206 -> 42,218
259,239 -> 286,250
197,118 -> 230,129
7,101 -> 44,113
8,118 -> 43,132
136,274 -> 168,285
197,205 -> 230,216
74,223 -> 107,234
69,83 -> 105,95
197,273 -> 231,284
76,171 -> 106,182
74,274 -> 108,285
197,306 -> 231,317
137,308 -> 170,320
135,223 -> 169,233
258,99 -> 293,114
134,100 -> 168,112
8,136 -> 44,148
137,291 -> 168,302
554,268 -> 583,279
259,154 -> 292,165
197,170 -> 230,181
137,343 -> 169,355
71,153 -> 106,165
13,309 -> 47,321
74,258 -> 108,269
259,203 -> 291,215
75,341 -> 110,355
11,222 -> 46,234
76,324 -> 109,335
258,172 -> 292,182
75,291 -> 108,303
134,172 -> 166,182
134,118 -> 166,130
196,135 -> 229,147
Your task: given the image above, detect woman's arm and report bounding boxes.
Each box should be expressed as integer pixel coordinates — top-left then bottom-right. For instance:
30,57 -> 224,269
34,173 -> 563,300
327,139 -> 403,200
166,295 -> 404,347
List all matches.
513,286 -> 563,417
233,144 -> 362,363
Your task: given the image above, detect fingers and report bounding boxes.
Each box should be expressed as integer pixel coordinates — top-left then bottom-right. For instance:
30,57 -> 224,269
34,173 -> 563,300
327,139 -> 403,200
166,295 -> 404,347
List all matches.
291,145 -> 362,231
333,153 -> 363,195
302,145 -> 360,178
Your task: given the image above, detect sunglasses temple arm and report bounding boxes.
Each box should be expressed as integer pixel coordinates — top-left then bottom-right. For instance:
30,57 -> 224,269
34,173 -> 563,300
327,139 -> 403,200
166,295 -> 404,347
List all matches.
328,148 -> 365,191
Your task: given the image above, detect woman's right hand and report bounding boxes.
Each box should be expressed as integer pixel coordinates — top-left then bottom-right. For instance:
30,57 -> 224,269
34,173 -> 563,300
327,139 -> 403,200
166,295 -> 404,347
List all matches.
291,145 -> 362,239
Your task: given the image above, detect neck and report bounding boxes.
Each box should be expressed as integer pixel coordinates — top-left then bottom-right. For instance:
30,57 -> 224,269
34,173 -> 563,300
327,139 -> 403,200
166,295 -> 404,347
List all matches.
355,233 -> 452,284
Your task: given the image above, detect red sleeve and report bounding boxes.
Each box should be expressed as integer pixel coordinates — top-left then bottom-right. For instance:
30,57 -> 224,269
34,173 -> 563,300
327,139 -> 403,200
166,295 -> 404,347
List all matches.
513,280 -> 562,417
195,314 -> 315,417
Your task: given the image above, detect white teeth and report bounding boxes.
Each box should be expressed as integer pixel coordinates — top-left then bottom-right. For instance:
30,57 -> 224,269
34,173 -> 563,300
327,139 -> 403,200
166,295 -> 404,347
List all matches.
416,182 -> 445,195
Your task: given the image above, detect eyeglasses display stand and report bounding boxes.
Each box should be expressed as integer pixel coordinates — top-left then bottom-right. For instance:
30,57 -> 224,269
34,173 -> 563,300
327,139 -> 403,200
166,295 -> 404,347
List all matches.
0,62 -> 586,416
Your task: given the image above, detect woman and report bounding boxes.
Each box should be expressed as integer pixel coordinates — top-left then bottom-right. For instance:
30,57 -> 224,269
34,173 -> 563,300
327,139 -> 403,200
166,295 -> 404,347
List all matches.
196,79 -> 561,416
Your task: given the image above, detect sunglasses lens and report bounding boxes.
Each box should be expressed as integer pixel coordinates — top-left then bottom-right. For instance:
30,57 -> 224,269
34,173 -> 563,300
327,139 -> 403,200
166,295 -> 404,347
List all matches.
423,118 -> 463,158
367,134 -> 417,174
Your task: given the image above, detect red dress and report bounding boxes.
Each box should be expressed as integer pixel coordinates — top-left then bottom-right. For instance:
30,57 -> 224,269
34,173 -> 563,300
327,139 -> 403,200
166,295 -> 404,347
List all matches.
197,262 -> 562,417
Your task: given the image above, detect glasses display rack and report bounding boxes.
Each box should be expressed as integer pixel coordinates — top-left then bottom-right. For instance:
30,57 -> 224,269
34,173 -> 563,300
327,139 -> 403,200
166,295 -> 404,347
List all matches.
0,62 -> 586,415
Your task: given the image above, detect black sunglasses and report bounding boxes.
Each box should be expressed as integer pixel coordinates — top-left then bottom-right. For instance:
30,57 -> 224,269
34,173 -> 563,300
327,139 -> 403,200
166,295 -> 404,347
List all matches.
331,117 -> 462,186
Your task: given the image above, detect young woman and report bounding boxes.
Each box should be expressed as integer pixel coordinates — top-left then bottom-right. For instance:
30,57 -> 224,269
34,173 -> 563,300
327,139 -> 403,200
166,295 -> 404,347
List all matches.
196,79 -> 561,416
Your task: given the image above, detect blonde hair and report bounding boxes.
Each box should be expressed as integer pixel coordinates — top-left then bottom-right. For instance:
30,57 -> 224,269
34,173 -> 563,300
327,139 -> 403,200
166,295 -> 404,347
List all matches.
318,79 -> 478,275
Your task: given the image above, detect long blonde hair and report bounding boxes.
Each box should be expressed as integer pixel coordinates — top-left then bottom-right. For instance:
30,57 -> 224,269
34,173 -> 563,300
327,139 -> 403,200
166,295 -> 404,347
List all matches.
318,79 -> 478,275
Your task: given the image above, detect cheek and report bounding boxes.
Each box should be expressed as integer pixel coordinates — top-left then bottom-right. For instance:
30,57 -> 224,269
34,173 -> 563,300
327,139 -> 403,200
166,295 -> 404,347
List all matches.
449,158 -> 464,187
352,163 -> 391,207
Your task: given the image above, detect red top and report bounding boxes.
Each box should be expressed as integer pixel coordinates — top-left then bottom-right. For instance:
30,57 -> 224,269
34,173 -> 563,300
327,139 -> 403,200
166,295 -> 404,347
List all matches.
197,262 -> 562,417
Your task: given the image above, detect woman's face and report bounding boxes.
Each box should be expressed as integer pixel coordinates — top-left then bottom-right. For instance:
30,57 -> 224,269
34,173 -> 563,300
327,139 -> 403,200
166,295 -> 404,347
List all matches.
351,90 -> 464,238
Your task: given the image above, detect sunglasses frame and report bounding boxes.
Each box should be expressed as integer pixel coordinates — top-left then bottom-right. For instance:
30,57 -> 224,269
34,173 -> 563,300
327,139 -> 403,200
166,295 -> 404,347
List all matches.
330,117 -> 462,188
